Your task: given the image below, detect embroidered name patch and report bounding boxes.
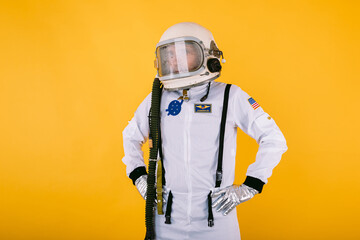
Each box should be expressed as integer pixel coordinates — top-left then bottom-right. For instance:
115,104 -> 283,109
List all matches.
248,97 -> 260,110
194,104 -> 212,113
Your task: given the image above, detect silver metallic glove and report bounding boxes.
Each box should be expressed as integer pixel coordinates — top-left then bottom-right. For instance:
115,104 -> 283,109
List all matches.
134,175 -> 166,204
135,175 -> 148,200
211,184 -> 259,216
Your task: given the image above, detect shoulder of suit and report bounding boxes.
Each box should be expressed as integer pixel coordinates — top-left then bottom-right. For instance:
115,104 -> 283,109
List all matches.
213,81 -> 241,90
211,82 -> 248,98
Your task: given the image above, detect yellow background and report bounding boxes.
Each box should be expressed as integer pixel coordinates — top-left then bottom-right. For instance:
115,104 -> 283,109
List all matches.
1,0 -> 359,239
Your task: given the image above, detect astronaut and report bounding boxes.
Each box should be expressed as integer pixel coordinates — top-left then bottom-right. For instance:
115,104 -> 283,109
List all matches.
122,22 -> 288,240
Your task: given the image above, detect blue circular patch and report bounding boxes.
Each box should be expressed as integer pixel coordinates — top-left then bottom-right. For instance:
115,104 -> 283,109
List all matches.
166,100 -> 183,116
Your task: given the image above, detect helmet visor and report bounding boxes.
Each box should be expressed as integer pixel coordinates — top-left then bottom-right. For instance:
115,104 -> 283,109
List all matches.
156,40 -> 203,78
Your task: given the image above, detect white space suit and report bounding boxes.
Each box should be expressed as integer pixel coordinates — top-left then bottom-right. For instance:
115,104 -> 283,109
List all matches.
122,22 -> 288,240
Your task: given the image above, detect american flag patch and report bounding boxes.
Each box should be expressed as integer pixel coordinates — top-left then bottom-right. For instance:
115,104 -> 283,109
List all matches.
248,97 -> 260,110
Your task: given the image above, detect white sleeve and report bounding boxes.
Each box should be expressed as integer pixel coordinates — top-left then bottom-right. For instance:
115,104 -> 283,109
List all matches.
231,85 -> 288,188
122,93 -> 152,178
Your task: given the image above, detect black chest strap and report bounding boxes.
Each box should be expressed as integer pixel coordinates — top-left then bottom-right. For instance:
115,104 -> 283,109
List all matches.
215,84 -> 232,188
208,84 -> 232,227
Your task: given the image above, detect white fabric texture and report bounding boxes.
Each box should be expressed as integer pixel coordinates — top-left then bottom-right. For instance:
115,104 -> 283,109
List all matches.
122,81 -> 288,239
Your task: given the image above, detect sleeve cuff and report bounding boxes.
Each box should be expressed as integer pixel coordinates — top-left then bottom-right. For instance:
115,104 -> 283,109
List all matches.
243,176 -> 265,193
129,166 -> 147,185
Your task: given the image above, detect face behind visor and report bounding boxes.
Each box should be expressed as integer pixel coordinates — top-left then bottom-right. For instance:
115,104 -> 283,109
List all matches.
155,37 -> 204,80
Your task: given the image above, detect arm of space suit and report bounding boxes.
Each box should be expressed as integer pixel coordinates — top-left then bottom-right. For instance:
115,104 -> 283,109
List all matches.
122,93 -> 152,185
232,86 -> 288,193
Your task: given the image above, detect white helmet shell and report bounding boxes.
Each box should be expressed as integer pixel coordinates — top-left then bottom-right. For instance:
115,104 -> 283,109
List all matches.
155,22 -> 223,90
